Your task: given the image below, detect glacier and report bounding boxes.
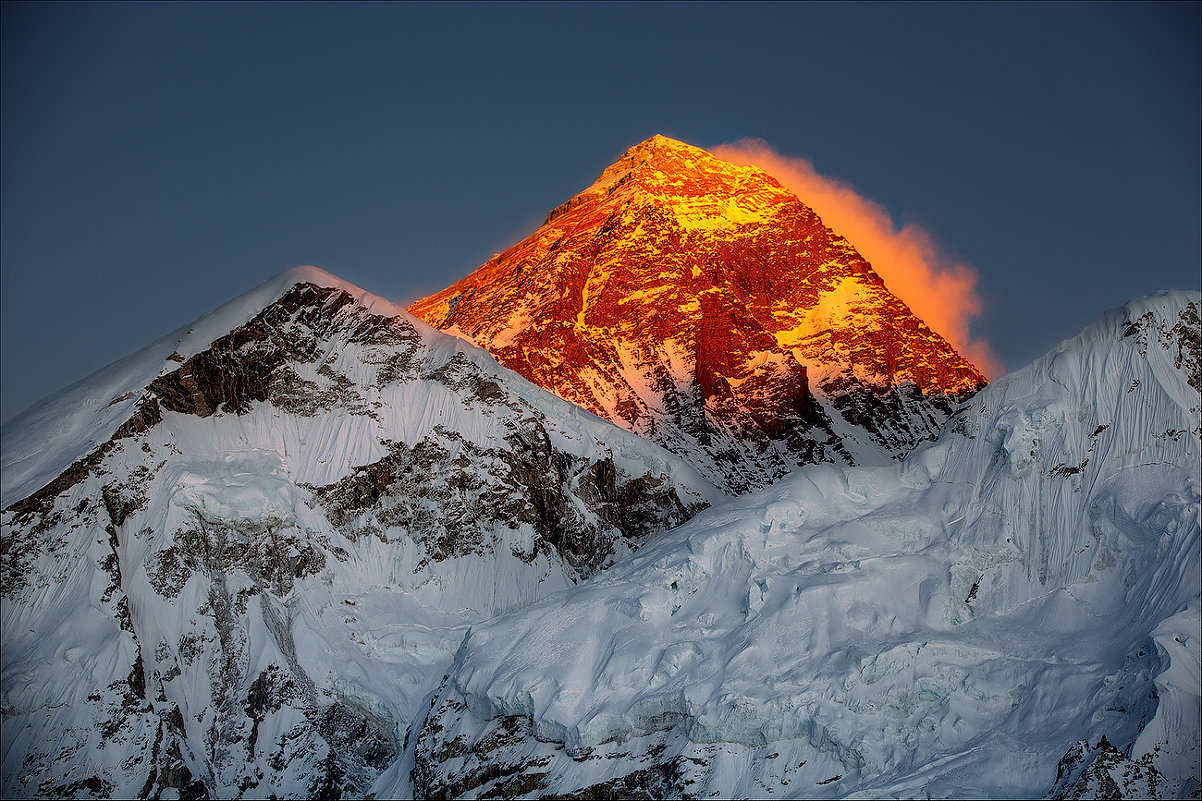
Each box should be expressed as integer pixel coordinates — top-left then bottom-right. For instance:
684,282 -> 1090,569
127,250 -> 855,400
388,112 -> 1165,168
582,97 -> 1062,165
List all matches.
405,291 -> 1201,799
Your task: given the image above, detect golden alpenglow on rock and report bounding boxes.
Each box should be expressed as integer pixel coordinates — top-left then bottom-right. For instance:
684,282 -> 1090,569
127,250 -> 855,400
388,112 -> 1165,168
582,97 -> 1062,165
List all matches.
410,135 -> 987,493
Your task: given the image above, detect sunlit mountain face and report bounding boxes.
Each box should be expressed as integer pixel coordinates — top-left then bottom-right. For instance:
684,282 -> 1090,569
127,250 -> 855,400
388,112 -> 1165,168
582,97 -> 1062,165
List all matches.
409,135 -> 988,494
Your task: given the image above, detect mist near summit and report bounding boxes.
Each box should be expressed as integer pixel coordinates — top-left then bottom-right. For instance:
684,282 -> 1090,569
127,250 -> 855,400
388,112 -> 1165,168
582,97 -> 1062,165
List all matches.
714,138 -> 1002,378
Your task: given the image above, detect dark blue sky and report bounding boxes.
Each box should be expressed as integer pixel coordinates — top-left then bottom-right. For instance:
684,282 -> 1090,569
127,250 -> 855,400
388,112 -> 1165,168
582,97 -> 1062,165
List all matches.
3,2 -> 1199,423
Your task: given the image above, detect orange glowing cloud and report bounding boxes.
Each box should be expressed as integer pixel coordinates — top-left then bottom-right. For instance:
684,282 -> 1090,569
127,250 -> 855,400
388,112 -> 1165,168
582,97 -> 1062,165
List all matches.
713,138 -> 1002,379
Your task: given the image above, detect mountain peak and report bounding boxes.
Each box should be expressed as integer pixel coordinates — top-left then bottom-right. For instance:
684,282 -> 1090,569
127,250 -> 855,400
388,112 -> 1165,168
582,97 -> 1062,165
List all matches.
409,137 -> 987,492
555,135 -> 785,228
619,133 -> 712,162
1,251 -> 720,798
1,264 -> 409,506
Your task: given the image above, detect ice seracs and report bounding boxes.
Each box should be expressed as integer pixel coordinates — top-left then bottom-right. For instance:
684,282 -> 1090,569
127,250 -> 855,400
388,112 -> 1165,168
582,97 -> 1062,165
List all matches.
403,291 -> 1201,800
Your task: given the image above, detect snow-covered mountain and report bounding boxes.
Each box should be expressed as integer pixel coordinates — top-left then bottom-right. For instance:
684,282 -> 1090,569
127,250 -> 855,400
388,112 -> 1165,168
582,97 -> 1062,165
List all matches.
0,266 -> 720,799
409,135 -> 986,494
403,291 -> 1201,799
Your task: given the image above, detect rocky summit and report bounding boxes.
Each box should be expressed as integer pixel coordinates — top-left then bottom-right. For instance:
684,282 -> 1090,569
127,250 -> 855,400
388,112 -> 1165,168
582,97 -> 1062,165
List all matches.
409,135 -> 987,494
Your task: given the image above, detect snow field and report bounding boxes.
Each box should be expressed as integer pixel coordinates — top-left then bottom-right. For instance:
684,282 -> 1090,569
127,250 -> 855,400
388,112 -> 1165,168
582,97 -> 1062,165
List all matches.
403,291 -> 1201,799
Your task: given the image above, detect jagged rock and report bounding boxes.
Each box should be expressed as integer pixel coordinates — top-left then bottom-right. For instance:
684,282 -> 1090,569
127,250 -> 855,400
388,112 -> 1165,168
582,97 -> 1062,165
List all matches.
1046,736 -> 1176,800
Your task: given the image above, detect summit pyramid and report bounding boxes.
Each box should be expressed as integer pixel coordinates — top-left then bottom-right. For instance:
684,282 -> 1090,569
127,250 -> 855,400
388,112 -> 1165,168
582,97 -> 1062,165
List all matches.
409,135 -> 987,493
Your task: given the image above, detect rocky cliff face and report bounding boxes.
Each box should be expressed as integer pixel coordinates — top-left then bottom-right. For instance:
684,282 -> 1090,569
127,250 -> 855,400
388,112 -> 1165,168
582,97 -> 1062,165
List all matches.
0,267 -> 718,799
409,135 -> 986,494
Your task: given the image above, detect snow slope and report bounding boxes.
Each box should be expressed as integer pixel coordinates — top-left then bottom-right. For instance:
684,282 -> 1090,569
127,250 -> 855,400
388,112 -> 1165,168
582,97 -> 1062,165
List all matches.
1,267 -> 719,799
1,266 -> 388,508
406,291 -> 1202,799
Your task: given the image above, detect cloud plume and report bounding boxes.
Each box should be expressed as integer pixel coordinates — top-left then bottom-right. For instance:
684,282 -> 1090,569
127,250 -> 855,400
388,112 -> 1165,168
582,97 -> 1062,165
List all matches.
712,138 -> 1001,378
